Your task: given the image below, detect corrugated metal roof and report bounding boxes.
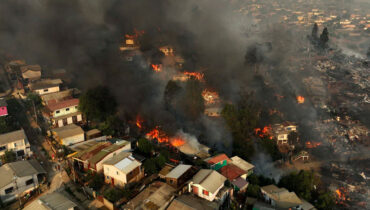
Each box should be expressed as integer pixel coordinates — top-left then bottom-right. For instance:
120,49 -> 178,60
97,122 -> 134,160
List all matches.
230,156 -> 254,171
114,157 -> 141,174
165,164 -> 192,179
0,129 -> 26,145
52,124 -> 84,139
192,169 -> 226,194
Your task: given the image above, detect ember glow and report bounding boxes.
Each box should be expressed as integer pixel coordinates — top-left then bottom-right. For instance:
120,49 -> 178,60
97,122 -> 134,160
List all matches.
151,64 -> 161,72
305,141 -> 322,148
296,96 -> 305,104
136,116 -> 143,129
335,187 -> 348,204
183,71 -> 204,81
202,89 -> 220,105
254,125 -> 273,139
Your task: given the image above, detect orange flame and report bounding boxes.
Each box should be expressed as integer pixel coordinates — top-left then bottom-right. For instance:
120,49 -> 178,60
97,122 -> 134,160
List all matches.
202,89 -> 220,104
254,125 -> 272,139
305,141 -> 322,148
336,187 -> 347,204
136,116 -> 143,129
183,72 -> 204,81
297,96 -> 305,104
146,127 -> 169,143
125,28 -> 145,39
170,138 -> 186,147
151,64 -> 161,72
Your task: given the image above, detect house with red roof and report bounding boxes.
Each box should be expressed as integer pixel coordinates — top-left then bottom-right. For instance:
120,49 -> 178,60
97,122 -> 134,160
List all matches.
204,154 -> 231,171
43,98 -> 82,127
219,164 -> 249,192
0,98 -> 8,117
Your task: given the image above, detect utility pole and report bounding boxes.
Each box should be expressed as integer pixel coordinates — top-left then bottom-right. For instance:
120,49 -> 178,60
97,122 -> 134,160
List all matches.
32,99 -> 37,125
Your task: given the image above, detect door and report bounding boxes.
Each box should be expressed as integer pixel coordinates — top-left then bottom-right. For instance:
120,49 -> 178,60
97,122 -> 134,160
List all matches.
192,186 -> 198,195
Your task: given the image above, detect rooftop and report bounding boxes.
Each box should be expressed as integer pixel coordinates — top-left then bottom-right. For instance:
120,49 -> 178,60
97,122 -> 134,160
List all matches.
124,181 -> 175,210
73,142 -> 111,161
205,154 -> 231,165
218,164 -> 246,180
51,124 -> 84,139
0,129 -> 27,145
20,64 -> 41,73
167,194 -> 219,210
230,156 -> 255,171
113,156 -> 141,174
0,98 -> 7,107
261,185 -> 302,208
165,164 -> 192,179
0,160 -> 46,188
29,79 -> 62,90
192,169 -> 226,194
46,98 -> 79,112
89,140 -> 131,165
24,191 -> 78,210
40,89 -> 75,105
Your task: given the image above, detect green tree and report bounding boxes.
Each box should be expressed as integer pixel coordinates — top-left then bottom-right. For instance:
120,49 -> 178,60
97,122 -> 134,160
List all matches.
288,131 -> 299,145
311,23 -> 318,39
319,27 -> 329,48
99,115 -> 124,136
143,158 -> 157,174
154,154 -> 167,169
246,184 -> 261,198
259,137 -> 282,161
88,174 -> 104,191
26,93 -> 43,109
315,191 -> 335,210
137,138 -> 153,155
180,78 -> 204,120
1,150 -> 16,163
164,80 -> 181,109
79,86 -> 117,123
279,170 -> 317,201
104,187 -> 125,202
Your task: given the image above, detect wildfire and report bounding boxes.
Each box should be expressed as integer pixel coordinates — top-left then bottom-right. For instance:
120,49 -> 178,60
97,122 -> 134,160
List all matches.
136,116 -> 143,129
297,96 -> 305,104
151,64 -> 161,72
202,89 -> 220,104
335,187 -> 348,204
183,71 -> 204,81
170,138 -> 186,147
146,127 -> 169,143
124,28 -> 145,39
305,141 -> 322,148
254,125 -> 273,139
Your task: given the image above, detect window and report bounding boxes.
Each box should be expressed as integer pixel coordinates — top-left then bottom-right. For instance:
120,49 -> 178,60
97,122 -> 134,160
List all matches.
44,89 -> 49,92
203,190 -> 209,196
56,110 -> 60,114
169,179 -> 173,184
75,106 -> 78,109
26,178 -> 34,185
116,171 -> 119,175
17,150 -> 25,157
5,187 -> 14,194
0,146 -> 6,151
106,176 -> 110,179
14,143 -> 17,147
66,108 -> 70,111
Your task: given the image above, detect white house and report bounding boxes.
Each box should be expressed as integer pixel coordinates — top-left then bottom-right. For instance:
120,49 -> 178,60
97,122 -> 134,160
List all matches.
43,98 -> 82,128
188,169 -> 226,202
50,124 -> 85,146
261,185 -> 303,210
0,129 -> 32,159
103,152 -> 143,187
0,160 -> 46,203
29,79 -> 62,95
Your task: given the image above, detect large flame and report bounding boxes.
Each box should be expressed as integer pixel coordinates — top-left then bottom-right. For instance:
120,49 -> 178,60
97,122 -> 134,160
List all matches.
335,187 -> 348,204
151,64 -> 161,72
170,138 -> 186,147
202,89 -> 220,104
146,127 -> 169,143
297,96 -> 305,104
183,71 -> 204,81
254,125 -> 273,139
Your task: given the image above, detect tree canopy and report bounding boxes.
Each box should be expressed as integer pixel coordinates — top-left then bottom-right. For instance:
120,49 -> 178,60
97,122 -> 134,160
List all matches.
311,23 -> 318,39
180,78 -> 204,120
79,86 -> 117,122
319,27 -> 329,48
1,150 -> 16,164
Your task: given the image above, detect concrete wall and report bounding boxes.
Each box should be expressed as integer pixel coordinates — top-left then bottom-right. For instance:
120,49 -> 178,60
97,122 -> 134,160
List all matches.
35,86 -> 60,95
0,139 -> 31,158
188,182 -> 224,202
53,105 -> 79,118
54,113 -> 82,128
0,174 -> 40,203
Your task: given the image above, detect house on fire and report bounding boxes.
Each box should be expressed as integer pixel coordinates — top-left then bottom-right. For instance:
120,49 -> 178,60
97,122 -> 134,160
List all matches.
188,169 -> 227,202
261,185 -> 303,210
0,98 -> 8,117
103,152 -> 143,187
50,124 -> 85,146
29,79 -> 62,95
0,129 -> 32,160
272,122 -> 298,145
20,64 -> 41,81
0,160 -> 46,203
43,98 -> 82,128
